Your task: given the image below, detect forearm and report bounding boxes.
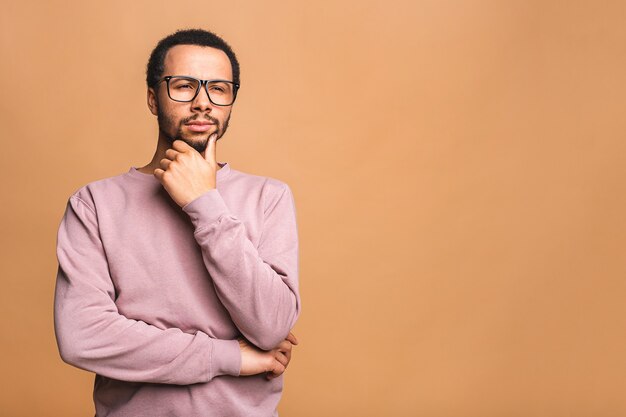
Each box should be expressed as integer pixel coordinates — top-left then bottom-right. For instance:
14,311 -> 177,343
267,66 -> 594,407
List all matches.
182,187 -> 301,351
195,220 -> 298,350
54,267 -> 241,384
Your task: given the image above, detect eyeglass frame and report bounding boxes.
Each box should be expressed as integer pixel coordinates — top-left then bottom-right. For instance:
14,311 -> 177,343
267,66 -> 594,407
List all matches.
157,75 -> 240,106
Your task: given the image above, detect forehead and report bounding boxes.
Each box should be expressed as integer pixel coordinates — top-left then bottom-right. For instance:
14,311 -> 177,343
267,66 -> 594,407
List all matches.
163,44 -> 233,80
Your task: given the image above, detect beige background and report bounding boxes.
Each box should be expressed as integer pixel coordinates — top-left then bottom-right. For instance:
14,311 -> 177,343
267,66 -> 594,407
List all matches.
1,0 -> 626,416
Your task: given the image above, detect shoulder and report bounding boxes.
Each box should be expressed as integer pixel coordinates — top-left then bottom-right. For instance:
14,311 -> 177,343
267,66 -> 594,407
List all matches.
228,167 -> 295,211
66,169 -> 134,213
229,166 -> 292,193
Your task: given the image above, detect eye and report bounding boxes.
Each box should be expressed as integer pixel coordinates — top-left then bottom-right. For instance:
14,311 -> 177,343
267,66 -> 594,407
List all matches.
169,78 -> 198,90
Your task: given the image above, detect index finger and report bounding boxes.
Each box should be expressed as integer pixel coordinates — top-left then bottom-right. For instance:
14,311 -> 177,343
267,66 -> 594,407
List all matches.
172,139 -> 193,153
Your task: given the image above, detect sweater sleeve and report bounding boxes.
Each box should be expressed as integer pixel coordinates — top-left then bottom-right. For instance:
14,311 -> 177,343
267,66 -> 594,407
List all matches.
53,194 -> 241,385
181,182 -> 301,351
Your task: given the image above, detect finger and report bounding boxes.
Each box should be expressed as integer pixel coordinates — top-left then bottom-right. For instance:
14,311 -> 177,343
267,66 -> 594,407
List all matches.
266,368 -> 286,380
153,168 -> 165,181
172,139 -> 192,152
204,133 -> 217,162
276,339 -> 292,353
164,148 -> 180,160
274,351 -> 289,367
269,360 -> 286,377
286,332 -> 299,345
159,158 -> 172,170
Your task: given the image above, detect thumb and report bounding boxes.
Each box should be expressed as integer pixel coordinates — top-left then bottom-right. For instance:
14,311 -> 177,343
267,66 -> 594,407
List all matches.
203,133 -> 218,161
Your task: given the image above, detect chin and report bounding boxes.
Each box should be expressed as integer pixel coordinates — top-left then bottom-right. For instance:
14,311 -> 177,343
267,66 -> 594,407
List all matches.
185,137 -> 209,152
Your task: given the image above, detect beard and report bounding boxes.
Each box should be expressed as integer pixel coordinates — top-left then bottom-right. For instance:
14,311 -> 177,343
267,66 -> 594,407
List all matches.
156,101 -> 231,154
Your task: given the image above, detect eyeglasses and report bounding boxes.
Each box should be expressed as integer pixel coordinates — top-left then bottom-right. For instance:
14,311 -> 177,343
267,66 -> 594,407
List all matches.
158,75 -> 240,106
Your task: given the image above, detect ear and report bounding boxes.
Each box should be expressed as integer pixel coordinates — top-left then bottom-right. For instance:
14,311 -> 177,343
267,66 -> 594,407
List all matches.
147,87 -> 158,116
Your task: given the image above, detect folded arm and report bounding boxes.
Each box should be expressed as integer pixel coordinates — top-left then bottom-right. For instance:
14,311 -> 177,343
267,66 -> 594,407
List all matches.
182,182 -> 301,351
54,194 -> 241,385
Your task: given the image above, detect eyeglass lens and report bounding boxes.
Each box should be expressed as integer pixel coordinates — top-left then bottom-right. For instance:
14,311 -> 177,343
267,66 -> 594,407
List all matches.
168,77 -> 235,105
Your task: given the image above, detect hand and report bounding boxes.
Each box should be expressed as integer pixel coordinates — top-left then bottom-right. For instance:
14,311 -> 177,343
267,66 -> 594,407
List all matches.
238,332 -> 299,380
153,134 -> 218,207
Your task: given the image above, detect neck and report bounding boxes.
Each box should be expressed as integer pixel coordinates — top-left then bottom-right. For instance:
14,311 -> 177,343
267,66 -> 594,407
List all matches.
137,134 -> 221,174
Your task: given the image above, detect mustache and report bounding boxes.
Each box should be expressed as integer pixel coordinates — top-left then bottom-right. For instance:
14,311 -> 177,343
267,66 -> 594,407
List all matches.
183,115 -> 219,125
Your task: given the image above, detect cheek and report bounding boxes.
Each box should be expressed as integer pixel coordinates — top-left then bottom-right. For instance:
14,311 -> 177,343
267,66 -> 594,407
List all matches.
217,109 -> 232,123
160,106 -> 185,124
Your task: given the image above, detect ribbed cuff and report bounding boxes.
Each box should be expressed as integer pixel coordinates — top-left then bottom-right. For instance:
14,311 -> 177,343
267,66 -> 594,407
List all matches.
182,189 -> 230,230
210,338 -> 241,379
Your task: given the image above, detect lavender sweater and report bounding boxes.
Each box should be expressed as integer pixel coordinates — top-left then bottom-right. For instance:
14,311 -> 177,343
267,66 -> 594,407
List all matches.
53,162 -> 301,417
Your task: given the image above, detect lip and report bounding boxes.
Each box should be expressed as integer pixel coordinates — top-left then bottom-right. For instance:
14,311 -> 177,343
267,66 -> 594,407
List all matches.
185,121 -> 215,132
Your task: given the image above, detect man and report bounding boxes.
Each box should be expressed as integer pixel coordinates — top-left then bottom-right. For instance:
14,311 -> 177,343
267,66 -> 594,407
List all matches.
53,28 -> 301,416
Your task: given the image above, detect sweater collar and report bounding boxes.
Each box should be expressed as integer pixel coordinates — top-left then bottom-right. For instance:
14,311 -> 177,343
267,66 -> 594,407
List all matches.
127,162 -> 231,183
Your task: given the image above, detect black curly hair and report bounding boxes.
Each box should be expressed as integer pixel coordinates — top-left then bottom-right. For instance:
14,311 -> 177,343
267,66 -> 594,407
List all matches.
146,28 -> 240,90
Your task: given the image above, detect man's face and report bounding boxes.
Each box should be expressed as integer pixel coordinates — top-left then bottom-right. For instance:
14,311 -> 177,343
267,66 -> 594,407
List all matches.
148,44 -> 235,154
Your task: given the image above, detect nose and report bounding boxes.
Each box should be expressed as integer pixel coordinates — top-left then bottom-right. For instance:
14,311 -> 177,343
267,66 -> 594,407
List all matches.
191,81 -> 213,112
